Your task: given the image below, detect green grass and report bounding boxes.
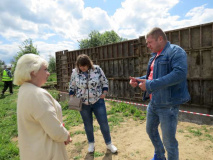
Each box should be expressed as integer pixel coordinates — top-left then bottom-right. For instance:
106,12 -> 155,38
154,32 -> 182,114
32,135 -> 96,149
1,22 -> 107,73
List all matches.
44,73 -> 57,89
73,155 -> 83,160
0,80 -> 147,160
188,128 -> 202,136
48,73 -> 57,82
181,126 -> 213,142
177,129 -> 184,133
107,101 -> 146,121
0,82 -> 19,160
1,76 -> 212,159
94,151 -> 105,157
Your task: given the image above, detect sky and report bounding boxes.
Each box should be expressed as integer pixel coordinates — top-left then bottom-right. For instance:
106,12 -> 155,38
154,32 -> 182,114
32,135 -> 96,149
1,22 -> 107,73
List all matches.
0,0 -> 213,65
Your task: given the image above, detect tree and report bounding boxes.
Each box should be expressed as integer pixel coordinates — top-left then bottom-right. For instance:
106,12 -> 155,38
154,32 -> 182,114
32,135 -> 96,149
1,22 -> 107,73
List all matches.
12,39 -> 39,71
79,30 -> 102,49
78,30 -> 127,49
48,55 -> 56,73
0,60 -> 5,79
101,30 -> 126,45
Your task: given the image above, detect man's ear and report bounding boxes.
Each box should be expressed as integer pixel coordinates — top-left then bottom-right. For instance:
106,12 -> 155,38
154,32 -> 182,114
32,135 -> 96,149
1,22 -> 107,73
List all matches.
158,36 -> 163,42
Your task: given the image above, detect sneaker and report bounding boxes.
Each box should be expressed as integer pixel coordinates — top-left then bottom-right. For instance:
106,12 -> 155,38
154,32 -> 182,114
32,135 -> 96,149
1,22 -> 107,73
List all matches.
88,143 -> 95,153
107,144 -> 117,153
150,153 -> 166,160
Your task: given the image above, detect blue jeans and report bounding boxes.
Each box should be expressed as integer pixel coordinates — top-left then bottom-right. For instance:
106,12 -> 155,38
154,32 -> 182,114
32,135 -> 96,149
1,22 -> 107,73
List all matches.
146,104 -> 179,160
80,98 -> 111,144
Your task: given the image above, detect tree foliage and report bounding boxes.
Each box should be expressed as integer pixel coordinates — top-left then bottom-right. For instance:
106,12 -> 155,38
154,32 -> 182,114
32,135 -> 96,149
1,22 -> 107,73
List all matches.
0,60 -> 6,78
48,55 -> 56,73
79,30 -> 127,49
12,39 -> 39,71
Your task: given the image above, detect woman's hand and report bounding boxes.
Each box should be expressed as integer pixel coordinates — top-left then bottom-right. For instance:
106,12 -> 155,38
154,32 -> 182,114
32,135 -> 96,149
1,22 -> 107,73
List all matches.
100,92 -> 107,99
64,133 -> 72,145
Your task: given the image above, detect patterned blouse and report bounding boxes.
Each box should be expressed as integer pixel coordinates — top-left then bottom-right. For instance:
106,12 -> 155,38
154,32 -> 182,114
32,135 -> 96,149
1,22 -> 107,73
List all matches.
69,65 -> 108,104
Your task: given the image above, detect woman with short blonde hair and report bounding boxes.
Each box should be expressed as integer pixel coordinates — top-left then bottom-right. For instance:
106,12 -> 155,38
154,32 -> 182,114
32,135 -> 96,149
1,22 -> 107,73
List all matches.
14,53 -> 71,160
14,54 -> 48,85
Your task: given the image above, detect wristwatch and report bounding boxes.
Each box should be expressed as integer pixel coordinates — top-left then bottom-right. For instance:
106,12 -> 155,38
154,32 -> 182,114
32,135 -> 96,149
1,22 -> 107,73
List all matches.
103,92 -> 107,96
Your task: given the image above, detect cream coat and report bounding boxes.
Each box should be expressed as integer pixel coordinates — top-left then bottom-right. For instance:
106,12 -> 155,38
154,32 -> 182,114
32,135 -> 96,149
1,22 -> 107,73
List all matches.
17,82 -> 69,160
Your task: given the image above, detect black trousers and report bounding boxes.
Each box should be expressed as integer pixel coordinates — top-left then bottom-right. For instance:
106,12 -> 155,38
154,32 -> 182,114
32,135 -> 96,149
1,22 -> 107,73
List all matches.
2,81 -> 13,94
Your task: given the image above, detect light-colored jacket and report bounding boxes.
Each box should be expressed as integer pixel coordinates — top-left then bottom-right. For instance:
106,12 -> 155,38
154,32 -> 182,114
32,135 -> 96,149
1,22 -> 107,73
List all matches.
69,65 -> 108,104
17,82 -> 69,160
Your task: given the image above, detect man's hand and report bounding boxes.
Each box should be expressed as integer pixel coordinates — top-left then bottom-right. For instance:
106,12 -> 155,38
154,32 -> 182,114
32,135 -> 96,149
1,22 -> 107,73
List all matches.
129,76 -> 138,88
137,79 -> 146,91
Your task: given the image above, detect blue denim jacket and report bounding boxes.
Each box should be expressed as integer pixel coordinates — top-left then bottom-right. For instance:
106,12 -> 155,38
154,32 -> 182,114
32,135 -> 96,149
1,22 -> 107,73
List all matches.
139,42 -> 190,107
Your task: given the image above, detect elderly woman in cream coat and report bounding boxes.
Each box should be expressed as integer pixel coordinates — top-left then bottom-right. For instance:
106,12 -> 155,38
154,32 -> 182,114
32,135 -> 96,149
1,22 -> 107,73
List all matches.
13,54 -> 71,160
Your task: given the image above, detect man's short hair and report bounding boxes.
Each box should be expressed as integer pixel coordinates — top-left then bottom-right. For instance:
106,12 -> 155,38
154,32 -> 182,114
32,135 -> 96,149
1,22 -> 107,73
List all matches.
145,27 -> 167,41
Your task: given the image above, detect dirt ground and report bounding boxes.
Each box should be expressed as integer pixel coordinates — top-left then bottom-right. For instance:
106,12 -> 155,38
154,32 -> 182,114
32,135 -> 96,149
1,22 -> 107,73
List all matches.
66,103 -> 213,160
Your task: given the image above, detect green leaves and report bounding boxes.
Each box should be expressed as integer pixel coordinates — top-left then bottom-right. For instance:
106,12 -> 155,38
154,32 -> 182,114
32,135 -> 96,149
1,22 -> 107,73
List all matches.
48,55 -> 56,73
11,38 -> 39,72
78,30 -> 127,49
0,60 -> 6,79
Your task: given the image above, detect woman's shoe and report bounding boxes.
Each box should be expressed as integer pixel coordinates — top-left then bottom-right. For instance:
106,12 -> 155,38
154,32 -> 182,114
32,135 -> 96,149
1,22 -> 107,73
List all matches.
107,144 -> 117,153
88,143 -> 95,153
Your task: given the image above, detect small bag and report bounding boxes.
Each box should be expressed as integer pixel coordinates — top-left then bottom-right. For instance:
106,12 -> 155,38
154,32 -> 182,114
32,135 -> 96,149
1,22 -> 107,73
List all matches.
68,96 -> 82,111
68,72 -> 89,111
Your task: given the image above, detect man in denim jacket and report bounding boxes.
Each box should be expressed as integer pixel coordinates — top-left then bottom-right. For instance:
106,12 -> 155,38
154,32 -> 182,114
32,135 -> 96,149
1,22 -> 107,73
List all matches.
130,27 -> 190,160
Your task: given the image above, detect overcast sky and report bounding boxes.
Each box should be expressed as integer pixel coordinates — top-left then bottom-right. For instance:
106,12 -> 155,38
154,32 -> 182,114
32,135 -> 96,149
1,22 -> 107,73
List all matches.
0,0 -> 213,65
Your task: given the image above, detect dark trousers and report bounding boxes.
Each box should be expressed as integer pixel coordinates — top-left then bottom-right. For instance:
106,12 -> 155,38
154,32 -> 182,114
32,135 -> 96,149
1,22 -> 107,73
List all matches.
2,81 -> 13,94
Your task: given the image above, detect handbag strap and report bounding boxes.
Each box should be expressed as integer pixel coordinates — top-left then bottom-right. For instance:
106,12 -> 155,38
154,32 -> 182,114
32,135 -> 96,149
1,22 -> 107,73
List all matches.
87,71 -> 90,104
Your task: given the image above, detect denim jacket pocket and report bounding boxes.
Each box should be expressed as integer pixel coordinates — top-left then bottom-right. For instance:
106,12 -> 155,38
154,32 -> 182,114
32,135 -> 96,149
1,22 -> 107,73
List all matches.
157,86 -> 171,104
158,60 -> 169,76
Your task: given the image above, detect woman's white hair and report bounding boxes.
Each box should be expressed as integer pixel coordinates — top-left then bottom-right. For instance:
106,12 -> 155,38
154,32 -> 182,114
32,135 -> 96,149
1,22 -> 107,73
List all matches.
13,54 -> 48,85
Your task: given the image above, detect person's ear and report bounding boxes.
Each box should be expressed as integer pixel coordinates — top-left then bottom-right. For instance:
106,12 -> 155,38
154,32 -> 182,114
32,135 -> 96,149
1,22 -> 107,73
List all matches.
30,71 -> 36,77
158,36 -> 163,42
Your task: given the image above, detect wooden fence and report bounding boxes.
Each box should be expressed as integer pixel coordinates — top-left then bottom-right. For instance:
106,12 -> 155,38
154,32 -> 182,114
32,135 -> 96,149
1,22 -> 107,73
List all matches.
56,22 -> 213,113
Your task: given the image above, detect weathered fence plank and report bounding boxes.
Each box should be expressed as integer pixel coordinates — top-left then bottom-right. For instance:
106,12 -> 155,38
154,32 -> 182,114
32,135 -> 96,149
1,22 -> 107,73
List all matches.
55,22 -> 213,124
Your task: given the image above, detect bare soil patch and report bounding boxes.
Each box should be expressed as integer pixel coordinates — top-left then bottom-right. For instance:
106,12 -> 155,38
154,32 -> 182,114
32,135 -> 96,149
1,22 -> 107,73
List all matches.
66,103 -> 213,160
